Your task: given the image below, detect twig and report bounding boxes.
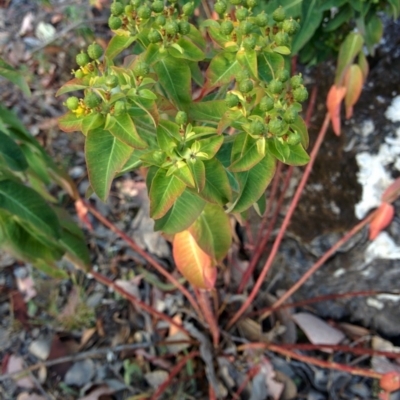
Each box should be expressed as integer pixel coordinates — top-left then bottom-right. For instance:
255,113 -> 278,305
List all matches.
91,270 -> 190,336
150,351 -> 200,400
226,113 -> 331,330
232,365 -> 260,399
85,200 -> 202,317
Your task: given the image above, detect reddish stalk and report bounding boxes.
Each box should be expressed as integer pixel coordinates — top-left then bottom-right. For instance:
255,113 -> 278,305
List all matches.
90,270 -> 190,336
226,113 -> 331,330
260,210 -> 376,319
232,365 -> 260,399
194,288 -> 220,347
237,343 -> 383,380
150,350 -> 199,400
85,200 -> 201,317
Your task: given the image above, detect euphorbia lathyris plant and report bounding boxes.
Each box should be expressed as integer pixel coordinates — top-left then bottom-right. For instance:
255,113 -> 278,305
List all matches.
58,0 -> 309,289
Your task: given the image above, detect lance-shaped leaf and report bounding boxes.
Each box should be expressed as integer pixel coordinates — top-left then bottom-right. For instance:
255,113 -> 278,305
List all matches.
0,131 -> 28,171
197,135 -> 224,160
344,64 -> 363,119
335,32 -> 363,85
169,38 -> 205,61
105,35 -> 136,60
326,84 -> 347,136
82,113 -> 105,136
229,132 -> 264,172
154,56 -> 191,110
189,101 -> 227,125
237,49 -> 257,79
254,191 -> 266,217
285,143 -> 310,166
0,180 -> 60,238
258,51 -> 284,82
58,112 -> 84,133
155,189 -> 206,234
56,78 -> 87,96
369,202 -> 394,240
229,154 -> 276,213
172,163 -> 195,188
149,168 -> 186,219
187,159 -> 205,192
198,159 -> 231,205
189,204 -> 231,262
205,51 -> 241,90
291,115 -> 309,149
106,113 -> 147,149
0,58 -> 30,96
365,14 -> 383,52
157,120 -> 181,153
86,127 -> 133,201
173,230 -> 216,290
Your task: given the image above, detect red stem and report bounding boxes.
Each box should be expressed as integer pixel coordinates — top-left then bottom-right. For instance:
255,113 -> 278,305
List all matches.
150,350 -> 199,400
90,270 -> 190,336
232,365 -> 260,399
194,288 -> 220,347
226,113 -> 331,330
85,200 -> 202,317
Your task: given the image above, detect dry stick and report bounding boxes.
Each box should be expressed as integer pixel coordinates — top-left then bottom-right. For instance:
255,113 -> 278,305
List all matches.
237,343 -> 383,380
259,212 -> 376,320
238,85 -> 318,294
91,270 -> 190,336
226,112 -> 331,330
150,350 -> 200,400
194,288 -> 220,347
85,201 -> 201,317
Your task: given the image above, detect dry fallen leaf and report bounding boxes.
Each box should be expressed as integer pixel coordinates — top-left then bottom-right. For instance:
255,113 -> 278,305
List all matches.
6,355 -> 35,389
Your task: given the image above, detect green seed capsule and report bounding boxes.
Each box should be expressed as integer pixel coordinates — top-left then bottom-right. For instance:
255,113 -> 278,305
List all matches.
214,1 -> 227,14
239,20 -> 253,34
175,111 -> 188,125
179,20 -> 191,35
133,61 -> 150,76
260,96 -> 274,111
255,12 -> 268,27
268,118 -> 284,135
138,5 -> 152,19
66,96 -> 79,111
282,18 -> 299,35
148,30 -> 162,43
277,69 -> 290,82
236,69 -> 250,82
272,6 -> 285,22
84,92 -> 101,108
230,0 -> 242,5
274,31 -> 289,46
125,5 -> 133,14
243,35 -> 256,50
235,7 -> 248,21
131,0 -> 141,8
87,43 -> 103,60
110,2 -> 124,16
225,93 -> 239,108
155,15 -> 166,26
165,21 -> 179,35
76,52 -> 90,67
239,79 -> 253,93
287,131 -> 301,145
293,86 -> 308,102
151,1 -> 164,13
74,69 -> 84,79
246,0 -> 258,8
283,108 -> 297,123
220,20 -> 234,35
108,16 -> 122,30
113,100 -> 126,116
182,2 -> 194,16
290,74 -> 303,88
269,79 -> 283,95
250,120 -> 265,135
105,75 -> 119,88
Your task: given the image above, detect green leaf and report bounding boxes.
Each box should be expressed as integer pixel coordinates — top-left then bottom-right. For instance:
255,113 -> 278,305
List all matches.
169,38 -> 205,61
291,115 -> 309,149
0,131 -> 28,171
254,191 -> 266,217
149,168 -> 186,219
335,32 -> 364,84
106,113 -> 147,149
365,14 -> 383,51
291,0 -> 324,54
229,133 -> 264,172
388,0 -> 400,19
323,4 -> 353,32
157,120 -> 181,152
268,137 -> 290,162
197,135 -> 224,160
258,51 -> 284,82
154,189 -> 206,234
56,78 -> 87,96
105,35 -> 136,60
189,203 -> 231,261
200,158 -> 232,205
189,101 -> 228,125
229,154 -> 276,213
20,144 -> 51,184
187,159 -> 205,192
58,112 -> 84,133
82,113 -> 105,135
285,143 -> 310,166
0,58 -> 30,96
189,61 -> 205,86
86,127 -> 133,201
206,51 -> 242,89
172,164 -> 195,188
0,180 -> 61,238
273,46 -> 291,55
236,49 -> 258,78
154,56 -> 191,110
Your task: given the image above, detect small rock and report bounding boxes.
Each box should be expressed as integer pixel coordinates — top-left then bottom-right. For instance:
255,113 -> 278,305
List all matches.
86,292 -> 103,308
28,337 -> 52,360
64,359 -> 95,387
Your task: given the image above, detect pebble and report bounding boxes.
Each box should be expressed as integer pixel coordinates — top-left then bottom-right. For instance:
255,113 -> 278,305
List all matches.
64,359 -> 95,387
